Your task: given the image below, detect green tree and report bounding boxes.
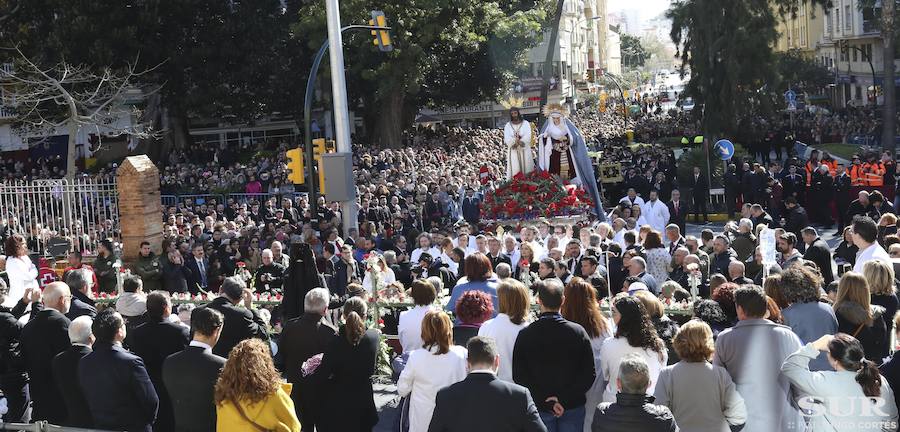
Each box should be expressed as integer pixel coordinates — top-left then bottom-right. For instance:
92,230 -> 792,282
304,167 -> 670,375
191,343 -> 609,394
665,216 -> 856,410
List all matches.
667,0 -> 831,140
622,34 -> 648,68
775,49 -> 831,94
1,0 -> 298,160
293,0 -> 550,147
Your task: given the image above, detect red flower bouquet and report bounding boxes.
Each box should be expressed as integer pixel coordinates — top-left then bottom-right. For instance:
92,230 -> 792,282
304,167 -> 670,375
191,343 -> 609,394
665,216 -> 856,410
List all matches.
483,170 -> 594,221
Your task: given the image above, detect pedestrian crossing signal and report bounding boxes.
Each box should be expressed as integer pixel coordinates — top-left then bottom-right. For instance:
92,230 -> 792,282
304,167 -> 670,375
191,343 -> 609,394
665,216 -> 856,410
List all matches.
370,11 -> 392,52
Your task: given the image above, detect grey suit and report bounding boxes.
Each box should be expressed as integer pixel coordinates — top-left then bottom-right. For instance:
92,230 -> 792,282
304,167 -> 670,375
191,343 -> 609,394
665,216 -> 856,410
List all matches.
713,318 -> 803,432
654,361 -> 746,432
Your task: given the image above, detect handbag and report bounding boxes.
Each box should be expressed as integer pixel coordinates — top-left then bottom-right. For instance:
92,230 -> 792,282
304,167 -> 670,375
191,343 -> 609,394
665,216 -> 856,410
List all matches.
231,398 -> 273,432
851,322 -> 866,338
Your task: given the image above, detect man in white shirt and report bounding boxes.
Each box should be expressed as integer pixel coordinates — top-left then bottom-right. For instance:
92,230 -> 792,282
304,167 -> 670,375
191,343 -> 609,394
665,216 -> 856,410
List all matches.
852,215 -> 891,273
503,235 -> 521,267
641,189 -> 671,233
612,218 -> 628,249
618,188 -> 645,207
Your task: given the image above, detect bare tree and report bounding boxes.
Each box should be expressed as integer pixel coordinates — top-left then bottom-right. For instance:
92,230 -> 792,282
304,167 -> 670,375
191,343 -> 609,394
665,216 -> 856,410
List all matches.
1,47 -> 161,177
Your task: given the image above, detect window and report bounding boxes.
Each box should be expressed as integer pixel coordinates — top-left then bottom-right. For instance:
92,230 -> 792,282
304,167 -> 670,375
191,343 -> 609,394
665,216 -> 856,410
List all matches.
866,43 -> 873,60
856,85 -> 863,100
836,8 -> 841,34
845,5 -> 852,31
826,12 -> 833,36
853,46 -> 858,62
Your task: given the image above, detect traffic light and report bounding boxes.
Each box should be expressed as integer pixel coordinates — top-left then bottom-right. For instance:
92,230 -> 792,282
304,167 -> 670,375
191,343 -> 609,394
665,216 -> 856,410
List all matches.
285,148 -> 304,185
369,10 -> 392,52
312,138 -> 326,157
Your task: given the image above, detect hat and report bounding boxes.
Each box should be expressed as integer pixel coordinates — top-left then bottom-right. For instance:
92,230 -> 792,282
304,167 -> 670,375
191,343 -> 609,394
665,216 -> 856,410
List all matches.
419,252 -> 434,264
627,282 -> 649,294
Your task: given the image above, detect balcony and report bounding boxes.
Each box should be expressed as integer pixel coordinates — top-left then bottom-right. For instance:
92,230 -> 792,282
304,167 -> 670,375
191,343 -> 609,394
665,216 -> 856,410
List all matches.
863,20 -> 879,34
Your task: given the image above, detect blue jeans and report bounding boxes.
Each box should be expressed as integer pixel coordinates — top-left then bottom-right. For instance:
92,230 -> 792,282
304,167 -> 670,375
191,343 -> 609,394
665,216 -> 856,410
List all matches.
539,405 -> 585,432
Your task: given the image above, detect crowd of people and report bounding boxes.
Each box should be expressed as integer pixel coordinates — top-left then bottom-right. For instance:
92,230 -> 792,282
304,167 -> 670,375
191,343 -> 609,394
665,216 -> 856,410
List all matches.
4,99 -> 900,432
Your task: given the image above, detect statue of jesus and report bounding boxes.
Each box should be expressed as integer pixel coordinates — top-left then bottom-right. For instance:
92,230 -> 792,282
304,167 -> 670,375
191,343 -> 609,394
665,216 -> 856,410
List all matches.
503,106 -> 535,180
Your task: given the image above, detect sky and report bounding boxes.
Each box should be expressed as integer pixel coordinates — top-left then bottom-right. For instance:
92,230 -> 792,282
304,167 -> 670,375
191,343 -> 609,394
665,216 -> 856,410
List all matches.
607,0 -> 672,23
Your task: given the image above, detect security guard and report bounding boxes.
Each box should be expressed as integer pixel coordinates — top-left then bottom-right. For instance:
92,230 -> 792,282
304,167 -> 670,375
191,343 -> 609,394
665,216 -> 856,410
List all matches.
849,155 -> 866,186
863,154 -> 885,187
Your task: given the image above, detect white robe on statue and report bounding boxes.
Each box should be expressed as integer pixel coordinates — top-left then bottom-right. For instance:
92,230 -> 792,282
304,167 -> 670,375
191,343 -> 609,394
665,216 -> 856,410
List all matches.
538,120 -> 582,186
504,120 -> 535,180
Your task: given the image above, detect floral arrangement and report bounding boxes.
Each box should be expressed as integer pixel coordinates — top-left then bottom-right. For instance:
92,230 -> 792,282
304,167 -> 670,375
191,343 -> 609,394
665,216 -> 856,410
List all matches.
375,284 -> 406,303
364,253 -> 386,293
234,262 -> 253,284
482,170 -> 593,221
301,353 -> 324,377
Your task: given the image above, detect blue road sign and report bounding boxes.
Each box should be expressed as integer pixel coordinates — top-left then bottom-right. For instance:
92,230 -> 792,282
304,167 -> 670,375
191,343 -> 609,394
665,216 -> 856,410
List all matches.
715,139 -> 735,160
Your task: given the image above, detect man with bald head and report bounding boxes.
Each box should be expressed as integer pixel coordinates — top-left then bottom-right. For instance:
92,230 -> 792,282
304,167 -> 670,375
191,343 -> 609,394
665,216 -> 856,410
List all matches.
21,281 -> 72,423
53,316 -> 94,427
847,190 -> 872,222
728,261 -> 754,285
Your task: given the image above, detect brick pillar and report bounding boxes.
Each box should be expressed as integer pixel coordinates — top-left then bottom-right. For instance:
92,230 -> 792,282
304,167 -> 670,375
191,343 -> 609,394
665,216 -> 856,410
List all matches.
116,155 -> 163,264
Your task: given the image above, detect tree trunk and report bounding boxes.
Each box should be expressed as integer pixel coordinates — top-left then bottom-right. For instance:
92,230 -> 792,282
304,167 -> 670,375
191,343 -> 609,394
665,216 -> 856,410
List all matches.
65,121 -> 78,179
539,0 -> 566,126
883,0 -> 896,152
374,89 -> 405,148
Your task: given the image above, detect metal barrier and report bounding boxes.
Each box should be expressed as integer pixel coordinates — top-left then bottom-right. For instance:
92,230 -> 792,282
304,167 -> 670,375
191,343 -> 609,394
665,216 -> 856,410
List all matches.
172,194 -> 225,206
0,178 -> 118,255
0,420 -> 115,431
160,195 -> 179,208
228,193 -> 273,204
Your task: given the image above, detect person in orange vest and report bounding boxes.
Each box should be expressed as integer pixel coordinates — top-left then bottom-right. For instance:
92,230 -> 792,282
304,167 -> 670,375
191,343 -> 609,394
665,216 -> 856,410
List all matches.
805,149 -> 820,186
864,154 -> 886,187
820,152 -> 838,177
849,155 -> 867,186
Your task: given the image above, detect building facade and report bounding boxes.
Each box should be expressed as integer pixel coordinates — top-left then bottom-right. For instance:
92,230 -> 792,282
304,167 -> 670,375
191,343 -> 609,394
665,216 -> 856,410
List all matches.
433,0 -> 611,125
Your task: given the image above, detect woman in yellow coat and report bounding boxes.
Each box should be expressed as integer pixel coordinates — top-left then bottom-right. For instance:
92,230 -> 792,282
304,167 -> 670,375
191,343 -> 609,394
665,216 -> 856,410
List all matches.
215,339 -> 301,431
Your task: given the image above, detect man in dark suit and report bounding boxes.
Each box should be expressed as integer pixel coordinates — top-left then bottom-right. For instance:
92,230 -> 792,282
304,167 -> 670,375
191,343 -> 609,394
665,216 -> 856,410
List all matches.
127,292 -> 190,432
323,243 -> 349,297
280,288 -> 337,431
513,280 -> 595,430
64,268 -> 97,320
20,281 -> 72,424
486,236 -> 512,271
163,307 -> 226,432
194,276 -> 269,357
79,309 -> 159,432
184,243 -> 209,295
783,197 -> 810,239
834,164 -> 853,232
664,224 -> 686,257
687,166 -> 709,223
801,227 -> 835,285
429,336 -> 546,432
666,189 -> 687,234
52,315 -> 94,428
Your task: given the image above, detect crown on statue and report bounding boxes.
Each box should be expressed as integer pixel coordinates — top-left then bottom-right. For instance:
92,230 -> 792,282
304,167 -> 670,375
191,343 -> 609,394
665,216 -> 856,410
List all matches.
542,103 -> 569,119
500,96 -> 526,110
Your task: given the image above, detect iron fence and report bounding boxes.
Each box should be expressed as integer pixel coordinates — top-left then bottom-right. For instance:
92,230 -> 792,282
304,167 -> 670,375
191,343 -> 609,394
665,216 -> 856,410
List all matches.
0,178 -> 118,255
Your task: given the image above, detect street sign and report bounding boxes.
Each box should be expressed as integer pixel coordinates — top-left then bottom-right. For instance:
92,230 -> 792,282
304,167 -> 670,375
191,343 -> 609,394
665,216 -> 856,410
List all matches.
714,139 -> 735,160
784,90 -> 797,111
